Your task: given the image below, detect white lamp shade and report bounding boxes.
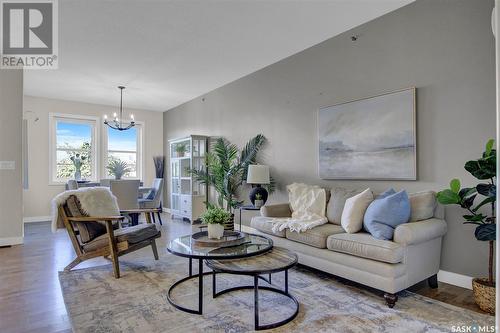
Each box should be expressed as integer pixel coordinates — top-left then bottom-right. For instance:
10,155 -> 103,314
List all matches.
247,165 -> 270,184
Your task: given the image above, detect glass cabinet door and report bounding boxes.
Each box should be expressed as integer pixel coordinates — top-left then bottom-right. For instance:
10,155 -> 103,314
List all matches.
171,160 -> 180,194
192,139 -> 206,158
171,139 -> 191,158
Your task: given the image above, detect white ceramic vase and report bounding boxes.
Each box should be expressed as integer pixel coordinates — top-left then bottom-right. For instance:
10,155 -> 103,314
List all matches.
208,223 -> 224,239
254,200 -> 264,209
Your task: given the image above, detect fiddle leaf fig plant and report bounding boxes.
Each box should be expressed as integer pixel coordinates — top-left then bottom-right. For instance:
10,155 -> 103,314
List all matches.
436,139 -> 496,285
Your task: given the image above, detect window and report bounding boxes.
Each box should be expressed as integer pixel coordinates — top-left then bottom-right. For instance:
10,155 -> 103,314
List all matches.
50,114 -> 98,183
104,124 -> 142,179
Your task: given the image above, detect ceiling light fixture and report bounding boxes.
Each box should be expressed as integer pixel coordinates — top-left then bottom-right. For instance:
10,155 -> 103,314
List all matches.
104,86 -> 135,131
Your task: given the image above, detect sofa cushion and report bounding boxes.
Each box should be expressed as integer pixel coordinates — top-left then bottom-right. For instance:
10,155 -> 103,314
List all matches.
83,224 -> 159,252
250,216 -> 286,237
341,188 -> 373,233
260,204 -> 292,218
285,224 -> 345,248
65,195 -> 107,243
326,233 -> 404,264
326,187 -> 363,225
363,189 -> 411,240
409,191 -> 437,221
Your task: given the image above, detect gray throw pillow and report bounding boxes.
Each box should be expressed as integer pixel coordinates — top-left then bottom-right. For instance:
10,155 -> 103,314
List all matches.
408,191 -> 437,221
326,187 -> 363,225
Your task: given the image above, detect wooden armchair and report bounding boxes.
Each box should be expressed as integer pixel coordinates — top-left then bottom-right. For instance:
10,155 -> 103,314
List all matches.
59,195 -> 161,278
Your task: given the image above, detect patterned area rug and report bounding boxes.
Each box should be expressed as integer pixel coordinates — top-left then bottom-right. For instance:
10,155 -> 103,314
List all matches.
59,254 -> 494,333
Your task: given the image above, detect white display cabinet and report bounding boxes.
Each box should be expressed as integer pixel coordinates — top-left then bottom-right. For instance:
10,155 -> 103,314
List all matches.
169,135 -> 208,223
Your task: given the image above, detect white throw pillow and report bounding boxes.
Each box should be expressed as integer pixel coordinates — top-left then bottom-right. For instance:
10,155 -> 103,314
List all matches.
326,187 -> 363,225
341,188 -> 374,233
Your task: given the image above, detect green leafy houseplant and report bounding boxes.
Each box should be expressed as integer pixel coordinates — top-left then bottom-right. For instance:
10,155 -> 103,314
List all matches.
436,139 -> 496,286
200,206 -> 231,239
200,206 -> 231,225
107,159 -> 131,180
189,134 -> 274,213
175,143 -> 188,157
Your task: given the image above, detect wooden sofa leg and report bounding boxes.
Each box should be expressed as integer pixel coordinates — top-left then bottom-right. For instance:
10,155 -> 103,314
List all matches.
64,257 -> 82,271
428,274 -> 438,289
384,293 -> 398,308
151,239 -> 159,260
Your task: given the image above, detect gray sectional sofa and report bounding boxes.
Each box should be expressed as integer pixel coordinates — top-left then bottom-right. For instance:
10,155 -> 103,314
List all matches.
247,189 -> 447,308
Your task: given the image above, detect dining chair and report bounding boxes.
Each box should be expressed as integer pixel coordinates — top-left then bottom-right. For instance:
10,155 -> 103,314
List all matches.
110,179 -> 142,225
138,178 -> 164,225
110,179 -> 140,209
100,179 -> 111,187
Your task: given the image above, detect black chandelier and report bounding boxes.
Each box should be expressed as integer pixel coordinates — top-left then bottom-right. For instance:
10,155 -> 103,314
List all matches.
104,86 -> 135,131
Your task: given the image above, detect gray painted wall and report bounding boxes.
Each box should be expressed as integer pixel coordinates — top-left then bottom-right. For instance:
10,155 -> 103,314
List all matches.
0,69 -> 24,245
163,0 -> 495,277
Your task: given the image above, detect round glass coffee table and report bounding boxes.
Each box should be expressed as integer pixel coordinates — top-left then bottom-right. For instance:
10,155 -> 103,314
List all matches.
166,232 -> 273,315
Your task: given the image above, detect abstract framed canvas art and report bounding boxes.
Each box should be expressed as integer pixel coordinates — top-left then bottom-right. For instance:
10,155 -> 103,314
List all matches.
318,88 -> 416,180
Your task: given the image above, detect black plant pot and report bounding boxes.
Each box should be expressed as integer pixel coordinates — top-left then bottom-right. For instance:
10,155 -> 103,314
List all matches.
249,185 -> 268,207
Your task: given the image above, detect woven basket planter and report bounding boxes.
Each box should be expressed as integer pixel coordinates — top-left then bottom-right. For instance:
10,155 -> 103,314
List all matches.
472,278 -> 495,314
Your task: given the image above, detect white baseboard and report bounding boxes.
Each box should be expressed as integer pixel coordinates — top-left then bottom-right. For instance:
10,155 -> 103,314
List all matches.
0,236 -> 23,246
23,216 -> 51,223
162,207 -> 171,213
437,270 -> 473,290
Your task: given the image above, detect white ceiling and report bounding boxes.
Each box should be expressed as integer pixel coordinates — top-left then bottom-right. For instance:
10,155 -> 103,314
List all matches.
24,0 -> 414,112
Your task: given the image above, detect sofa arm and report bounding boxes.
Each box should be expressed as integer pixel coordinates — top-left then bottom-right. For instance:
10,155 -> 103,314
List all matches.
260,203 -> 292,218
393,218 -> 447,245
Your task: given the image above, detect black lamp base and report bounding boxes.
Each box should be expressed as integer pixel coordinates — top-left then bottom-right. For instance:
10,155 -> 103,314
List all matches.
249,185 -> 268,206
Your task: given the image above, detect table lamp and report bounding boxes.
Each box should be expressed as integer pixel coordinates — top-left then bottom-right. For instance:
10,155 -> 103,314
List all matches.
247,165 -> 270,206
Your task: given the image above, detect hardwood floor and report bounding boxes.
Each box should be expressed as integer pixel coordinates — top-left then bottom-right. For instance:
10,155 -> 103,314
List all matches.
0,215 -> 488,333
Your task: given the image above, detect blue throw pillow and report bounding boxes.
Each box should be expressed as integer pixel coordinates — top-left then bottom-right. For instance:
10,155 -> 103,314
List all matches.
146,189 -> 156,200
363,189 -> 411,240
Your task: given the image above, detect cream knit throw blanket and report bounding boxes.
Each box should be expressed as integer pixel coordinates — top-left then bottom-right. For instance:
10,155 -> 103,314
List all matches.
271,183 -> 328,233
51,187 -> 120,233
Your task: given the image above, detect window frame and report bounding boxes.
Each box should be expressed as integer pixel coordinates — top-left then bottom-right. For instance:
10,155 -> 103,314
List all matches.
101,120 -> 144,181
49,113 -> 100,185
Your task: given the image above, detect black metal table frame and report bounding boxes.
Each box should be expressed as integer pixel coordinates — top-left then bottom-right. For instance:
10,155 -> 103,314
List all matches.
210,266 -> 299,331
238,205 -> 260,231
166,237 -> 273,315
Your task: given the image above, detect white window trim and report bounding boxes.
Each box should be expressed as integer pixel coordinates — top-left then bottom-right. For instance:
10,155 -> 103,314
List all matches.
49,113 -> 100,185
101,119 -> 144,181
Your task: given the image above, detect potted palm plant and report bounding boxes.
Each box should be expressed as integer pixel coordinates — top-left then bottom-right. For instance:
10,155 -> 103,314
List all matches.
436,139 -> 496,314
189,134 -> 274,230
200,206 -> 231,239
107,159 -> 131,180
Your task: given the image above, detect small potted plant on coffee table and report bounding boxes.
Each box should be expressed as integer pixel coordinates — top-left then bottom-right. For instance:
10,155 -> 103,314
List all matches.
200,206 -> 231,239
254,193 -> 264,209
